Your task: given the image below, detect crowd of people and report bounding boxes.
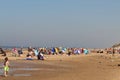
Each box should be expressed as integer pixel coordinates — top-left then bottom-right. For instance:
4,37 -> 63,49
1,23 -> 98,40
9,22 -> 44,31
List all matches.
1,47 -> 120,59
25,46 -> 89,60
30,47 -> 88,56
0,47 -> 90,60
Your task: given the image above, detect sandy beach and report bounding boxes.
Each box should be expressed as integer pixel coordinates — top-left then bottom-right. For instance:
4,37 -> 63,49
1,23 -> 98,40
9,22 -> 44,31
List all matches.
0,53 -> 120,80
0,0 -> 120,80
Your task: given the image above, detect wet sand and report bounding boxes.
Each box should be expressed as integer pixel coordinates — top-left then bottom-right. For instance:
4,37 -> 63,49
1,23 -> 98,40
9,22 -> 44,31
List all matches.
1,53 -> 120,80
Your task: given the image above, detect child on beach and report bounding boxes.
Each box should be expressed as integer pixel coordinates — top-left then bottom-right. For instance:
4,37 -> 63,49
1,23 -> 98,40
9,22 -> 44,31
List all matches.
3,57 -> 10,77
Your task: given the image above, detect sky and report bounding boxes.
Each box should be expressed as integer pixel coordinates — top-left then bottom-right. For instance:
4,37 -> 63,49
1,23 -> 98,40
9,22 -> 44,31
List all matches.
0,0 -> 120,48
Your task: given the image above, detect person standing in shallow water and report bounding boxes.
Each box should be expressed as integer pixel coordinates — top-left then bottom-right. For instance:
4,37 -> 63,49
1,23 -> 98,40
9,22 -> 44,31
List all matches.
4,57 -> 10,77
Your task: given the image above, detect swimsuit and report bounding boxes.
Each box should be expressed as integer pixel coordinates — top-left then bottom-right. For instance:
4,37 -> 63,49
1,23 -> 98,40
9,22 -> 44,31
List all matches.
4,66 -> 9,71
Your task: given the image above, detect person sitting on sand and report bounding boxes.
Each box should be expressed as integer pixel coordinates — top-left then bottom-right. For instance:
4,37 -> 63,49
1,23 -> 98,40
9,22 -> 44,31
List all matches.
84,49 -> 89,55
3,57 -> 10,77
18,48 -> 23,57
26,51 -> 34,60
67,48 -> 72,56
28,46 -> 33,52
12,48 -> 18,57
0,48 -> 6,56
37,49 -> 44,60
26,55 -> 33,60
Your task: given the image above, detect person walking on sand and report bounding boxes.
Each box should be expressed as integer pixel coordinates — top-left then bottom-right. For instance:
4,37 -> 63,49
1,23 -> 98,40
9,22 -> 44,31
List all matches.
3,57 -> 10,77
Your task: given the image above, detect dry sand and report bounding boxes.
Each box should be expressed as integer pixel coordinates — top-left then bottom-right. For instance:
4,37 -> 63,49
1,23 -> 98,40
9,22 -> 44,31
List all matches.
0,53 -> 120,80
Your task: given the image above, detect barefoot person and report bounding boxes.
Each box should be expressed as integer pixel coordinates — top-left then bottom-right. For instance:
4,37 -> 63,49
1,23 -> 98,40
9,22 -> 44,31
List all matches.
4,57 -> 10,77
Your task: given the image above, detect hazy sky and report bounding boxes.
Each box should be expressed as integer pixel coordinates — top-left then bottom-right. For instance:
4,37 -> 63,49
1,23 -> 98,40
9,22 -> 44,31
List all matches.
0,0 -> 120,48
